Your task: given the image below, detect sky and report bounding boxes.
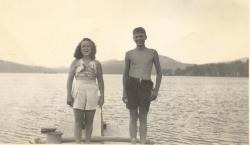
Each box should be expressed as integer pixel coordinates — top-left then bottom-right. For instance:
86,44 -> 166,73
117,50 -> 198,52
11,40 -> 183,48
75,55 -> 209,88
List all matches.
0,0 -> 248,67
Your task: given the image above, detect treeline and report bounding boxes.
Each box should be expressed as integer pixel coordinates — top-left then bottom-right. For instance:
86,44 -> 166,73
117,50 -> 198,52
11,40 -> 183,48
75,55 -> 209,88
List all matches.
163,60 -> 249,77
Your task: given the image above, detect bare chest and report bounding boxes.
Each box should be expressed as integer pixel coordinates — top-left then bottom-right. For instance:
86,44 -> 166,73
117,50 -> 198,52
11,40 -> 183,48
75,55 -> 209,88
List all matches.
129,50 -> 154,65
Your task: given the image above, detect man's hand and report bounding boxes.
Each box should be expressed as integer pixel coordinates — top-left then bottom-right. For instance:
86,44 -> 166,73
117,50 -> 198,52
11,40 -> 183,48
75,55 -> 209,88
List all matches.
67,96 -> 74,107
99,95 -> 104,107
148,89 -> 158,101
122,94 -> 128,104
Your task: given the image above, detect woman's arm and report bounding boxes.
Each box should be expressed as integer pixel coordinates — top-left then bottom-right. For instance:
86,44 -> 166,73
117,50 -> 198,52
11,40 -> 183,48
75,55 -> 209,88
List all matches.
122,52 -> 130,103
96,61 -> 104,107
66,59 -> 77,106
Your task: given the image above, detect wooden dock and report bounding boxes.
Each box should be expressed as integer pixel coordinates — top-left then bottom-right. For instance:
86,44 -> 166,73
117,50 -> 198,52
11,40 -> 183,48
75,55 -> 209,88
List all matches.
32,106 -> 153,144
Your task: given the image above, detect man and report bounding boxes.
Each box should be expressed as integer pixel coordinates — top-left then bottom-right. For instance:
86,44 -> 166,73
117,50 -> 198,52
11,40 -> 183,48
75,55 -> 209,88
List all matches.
123,27 -> 162,144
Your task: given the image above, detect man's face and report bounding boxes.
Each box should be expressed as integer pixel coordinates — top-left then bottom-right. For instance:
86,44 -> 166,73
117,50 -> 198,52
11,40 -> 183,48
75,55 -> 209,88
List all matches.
133,32 -> 147,46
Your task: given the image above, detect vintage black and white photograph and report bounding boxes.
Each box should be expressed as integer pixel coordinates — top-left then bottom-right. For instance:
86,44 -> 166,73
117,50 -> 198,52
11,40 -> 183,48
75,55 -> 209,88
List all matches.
0,0 -> 248,144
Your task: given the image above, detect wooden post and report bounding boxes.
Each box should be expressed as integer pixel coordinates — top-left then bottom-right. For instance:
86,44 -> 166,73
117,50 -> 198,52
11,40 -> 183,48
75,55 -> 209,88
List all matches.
92,106 -> 102,136
40,128 -> 63,144
45,131 -> 63,144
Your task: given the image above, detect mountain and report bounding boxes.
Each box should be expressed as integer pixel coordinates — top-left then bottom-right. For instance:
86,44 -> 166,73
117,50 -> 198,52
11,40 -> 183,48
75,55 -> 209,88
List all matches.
235,57 -> 248,63
159,55 -> 192,70
102,55 -> 193,74
0,55 -> 192,74
102,59 -> 124,74
0,60 -> 57,73
174,58 -> 249,77
0,56 -> 248,77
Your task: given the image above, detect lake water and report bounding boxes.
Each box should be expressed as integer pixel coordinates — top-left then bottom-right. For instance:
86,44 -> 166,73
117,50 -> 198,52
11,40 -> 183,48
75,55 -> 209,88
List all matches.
0,74 -> 248,144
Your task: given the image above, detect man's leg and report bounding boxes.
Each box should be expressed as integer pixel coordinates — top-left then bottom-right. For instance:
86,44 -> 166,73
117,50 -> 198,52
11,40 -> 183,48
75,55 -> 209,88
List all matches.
129,108 -> 138,143
138,80 -> 152,144
139,110 -> 148,144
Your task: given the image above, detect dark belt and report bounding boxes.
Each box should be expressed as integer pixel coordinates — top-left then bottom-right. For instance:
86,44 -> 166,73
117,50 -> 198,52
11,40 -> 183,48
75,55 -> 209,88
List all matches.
129,76 -> 151,83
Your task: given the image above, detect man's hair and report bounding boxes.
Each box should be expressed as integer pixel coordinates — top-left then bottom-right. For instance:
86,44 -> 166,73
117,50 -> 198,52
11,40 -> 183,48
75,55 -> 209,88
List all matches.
133,27 -> 146,35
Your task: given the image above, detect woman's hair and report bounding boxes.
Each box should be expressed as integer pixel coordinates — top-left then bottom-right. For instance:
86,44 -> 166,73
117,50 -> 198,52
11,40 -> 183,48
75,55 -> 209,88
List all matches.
74,38 -> 96,60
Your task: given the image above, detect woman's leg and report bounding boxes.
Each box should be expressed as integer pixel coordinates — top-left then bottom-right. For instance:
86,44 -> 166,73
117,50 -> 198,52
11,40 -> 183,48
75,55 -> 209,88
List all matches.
74,109 -> 85,143
84,110 -> 96,143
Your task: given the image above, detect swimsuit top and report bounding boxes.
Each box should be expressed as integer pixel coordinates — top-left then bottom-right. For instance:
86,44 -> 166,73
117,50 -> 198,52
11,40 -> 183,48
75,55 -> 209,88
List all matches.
75,59 -> 97,81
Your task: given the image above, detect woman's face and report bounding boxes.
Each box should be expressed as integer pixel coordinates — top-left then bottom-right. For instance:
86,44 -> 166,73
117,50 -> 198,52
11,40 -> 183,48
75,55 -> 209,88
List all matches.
80,40 -> 92,57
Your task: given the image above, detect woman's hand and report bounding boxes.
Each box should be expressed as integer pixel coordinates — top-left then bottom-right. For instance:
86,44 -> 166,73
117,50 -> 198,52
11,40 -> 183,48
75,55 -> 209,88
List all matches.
67,96 -> 74,107
98,95 -> 104,107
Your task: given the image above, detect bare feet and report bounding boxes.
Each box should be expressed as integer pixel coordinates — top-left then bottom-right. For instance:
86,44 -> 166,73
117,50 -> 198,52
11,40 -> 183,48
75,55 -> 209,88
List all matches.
131,138 -> 137,144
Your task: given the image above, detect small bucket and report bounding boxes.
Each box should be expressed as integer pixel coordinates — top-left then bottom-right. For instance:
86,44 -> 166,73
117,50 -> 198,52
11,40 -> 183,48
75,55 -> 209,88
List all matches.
46,131 -> 63,144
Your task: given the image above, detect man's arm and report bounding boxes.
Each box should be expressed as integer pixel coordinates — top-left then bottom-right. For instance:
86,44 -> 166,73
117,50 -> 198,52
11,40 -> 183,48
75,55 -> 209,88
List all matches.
149,50 -> 162,101
122,52 -> 130,103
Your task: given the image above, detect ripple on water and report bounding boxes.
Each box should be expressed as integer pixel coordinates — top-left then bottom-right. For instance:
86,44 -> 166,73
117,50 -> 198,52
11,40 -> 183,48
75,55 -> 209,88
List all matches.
0,75 -> 248,144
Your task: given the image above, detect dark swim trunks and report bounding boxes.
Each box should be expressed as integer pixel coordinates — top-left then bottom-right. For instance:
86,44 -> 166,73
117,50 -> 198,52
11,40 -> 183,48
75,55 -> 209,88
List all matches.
126,76 -> 153,112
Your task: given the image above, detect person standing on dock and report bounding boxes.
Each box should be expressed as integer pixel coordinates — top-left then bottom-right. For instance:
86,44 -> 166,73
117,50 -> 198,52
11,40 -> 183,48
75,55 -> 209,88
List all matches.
67,38 -> 105,143
123,27 -> 162,144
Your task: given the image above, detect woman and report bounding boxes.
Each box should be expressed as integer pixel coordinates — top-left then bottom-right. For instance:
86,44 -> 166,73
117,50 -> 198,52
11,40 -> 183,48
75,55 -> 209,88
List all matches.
67,38 -> 104,143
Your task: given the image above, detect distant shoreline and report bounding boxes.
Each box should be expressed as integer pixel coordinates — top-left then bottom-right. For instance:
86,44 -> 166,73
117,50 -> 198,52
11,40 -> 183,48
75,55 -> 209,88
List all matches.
0,72 -> 248,78
0,56 -> 248,77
